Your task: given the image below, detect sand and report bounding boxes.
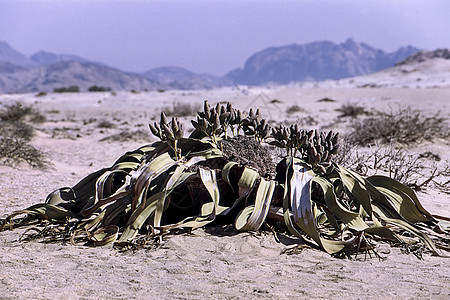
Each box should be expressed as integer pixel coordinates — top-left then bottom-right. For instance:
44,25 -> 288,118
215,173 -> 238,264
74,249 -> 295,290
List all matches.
0,86 -> 449,299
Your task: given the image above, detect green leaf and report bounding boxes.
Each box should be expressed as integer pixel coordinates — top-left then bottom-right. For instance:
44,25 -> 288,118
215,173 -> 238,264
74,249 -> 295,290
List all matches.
367,175 -> 435,223
235,178 -> 275,231
90,225 -> 119,246
312,176 -> 368,231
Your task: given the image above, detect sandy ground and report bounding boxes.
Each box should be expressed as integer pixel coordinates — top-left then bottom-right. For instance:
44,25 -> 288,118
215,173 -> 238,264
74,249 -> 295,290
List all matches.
0,86 -> 449,299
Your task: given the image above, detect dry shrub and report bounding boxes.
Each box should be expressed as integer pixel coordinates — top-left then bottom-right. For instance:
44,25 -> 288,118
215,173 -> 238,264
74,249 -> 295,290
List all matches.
0,137 -> 48,169
286,105 -> 305,115
35,92 -> 47,97
296,116 -> 318,127
221,135 -> 276,178
29,111 -> 46,123
0,102 -> 33,122
0,102 -> 46,123
0,121 -> 34,141
99,129 -> 150,142
0,102 -> 48,168
335,137 -> 449,192
54,86 -> 80,93
165,102 -> 201,117
97,119 -> 116,129
317,97 -> 336,102
348,107 -> 448,146
336,102 -> 369,118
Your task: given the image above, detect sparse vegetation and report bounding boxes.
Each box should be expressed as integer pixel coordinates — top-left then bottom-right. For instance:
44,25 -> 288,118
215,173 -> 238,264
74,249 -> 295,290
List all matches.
0,102 -> 46,141
0,103 -> 48,168
286,104 -> 305,115
335,137 -> 449,192
54,85 -> 80,93
2,100 -> 447,259
35,92 -> 47,97
296,115 -> 318,127
0,102 -> 46,123
99,129 -> 150,142
317,97 -> 336,102
0,137 -> 48,169
164,102 -> 202,117
97,119 -> 116,129
336,102 -> 368,118
2,102 -> 32,121
88,85 -> 111,92
348,107 -> 449,146
0,121 -> 34,141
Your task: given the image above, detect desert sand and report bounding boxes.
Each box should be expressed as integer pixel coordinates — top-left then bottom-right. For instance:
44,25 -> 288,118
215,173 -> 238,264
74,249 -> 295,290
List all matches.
0,85 -> 449,299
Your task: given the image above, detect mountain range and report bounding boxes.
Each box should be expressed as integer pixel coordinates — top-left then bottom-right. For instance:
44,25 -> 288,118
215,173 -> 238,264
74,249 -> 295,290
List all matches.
225,39 -> 419,85
0,39 -> 421,93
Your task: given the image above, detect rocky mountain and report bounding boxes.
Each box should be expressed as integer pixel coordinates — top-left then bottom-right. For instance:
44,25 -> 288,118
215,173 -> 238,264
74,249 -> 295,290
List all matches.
0,61 -> 26,74
226,39 -> 420,85
0,42 -> 163,93
0,41 -> 34,67
140,66 -> 231,90
395,48 -> 450,66
0,39 -> 426,93
0,61 -> 161,93
30,51 -> 92,65
321,48 -> 450,89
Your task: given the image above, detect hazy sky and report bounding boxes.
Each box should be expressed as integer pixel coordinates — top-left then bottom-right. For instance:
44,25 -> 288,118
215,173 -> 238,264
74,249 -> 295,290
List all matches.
1,0 -> 449,75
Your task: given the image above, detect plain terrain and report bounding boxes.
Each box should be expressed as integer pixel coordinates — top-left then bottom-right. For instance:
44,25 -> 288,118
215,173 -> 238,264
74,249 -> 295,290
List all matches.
0,86 -> 449,299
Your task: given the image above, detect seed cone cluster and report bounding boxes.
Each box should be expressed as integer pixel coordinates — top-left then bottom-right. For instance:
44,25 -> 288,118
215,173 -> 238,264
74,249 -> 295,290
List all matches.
149,113 -> 184,159
270,125 -> 339,174
178,101 -> 340,172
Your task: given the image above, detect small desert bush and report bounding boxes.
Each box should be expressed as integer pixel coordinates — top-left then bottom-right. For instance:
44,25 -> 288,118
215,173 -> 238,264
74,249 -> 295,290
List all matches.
88,85 -> 111,92
348,107 -> 448,146
35,92 -> 47,97
165,102 -> 201,117
286,105 -> 305,115
54,85 -> 80,93
317,97 -> 336,102
97,119 -> 116,129
99,129 -> 150,142
335,137 -> 448,191
0,137 -> 48,169
0,103 -> 46,140
336,102 -> 368,118
29,111 -> 47,123
0,121 -> 34,141
0,103 -> 48,168
0,103 -> 32,122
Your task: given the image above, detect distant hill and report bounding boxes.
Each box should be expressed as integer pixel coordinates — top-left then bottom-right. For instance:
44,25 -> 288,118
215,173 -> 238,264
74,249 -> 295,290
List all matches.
395,48 -> 450,66
325,48 -> 450,88
140,66 -> 231,90
0,39 -> 427,93
0,61 -> 161,93
30,51 -> 92,65
0,41 -> 35,67
0,61 -> 26,74
226,38 -> 420,85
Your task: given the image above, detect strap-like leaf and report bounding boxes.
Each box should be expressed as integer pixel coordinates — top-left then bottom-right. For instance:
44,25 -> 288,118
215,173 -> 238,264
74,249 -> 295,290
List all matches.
235,178 -> 276,231
367,175 -> 435,223
312,176 -> 368,231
